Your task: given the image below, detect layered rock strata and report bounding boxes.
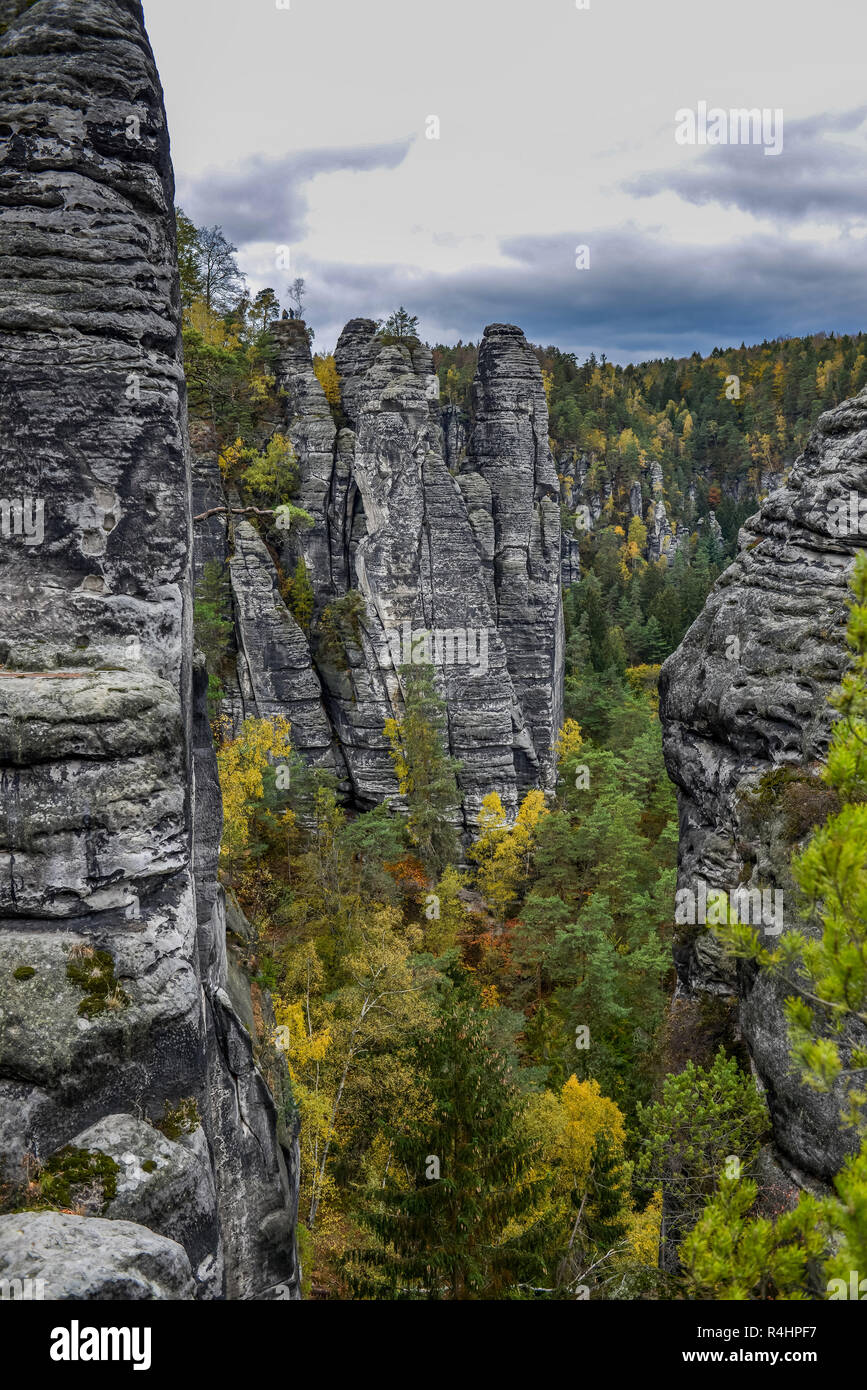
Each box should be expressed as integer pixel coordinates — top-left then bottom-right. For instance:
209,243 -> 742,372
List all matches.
229,319 -> 565,828
0,0 -> 297,1299
660,386 -> 867,1184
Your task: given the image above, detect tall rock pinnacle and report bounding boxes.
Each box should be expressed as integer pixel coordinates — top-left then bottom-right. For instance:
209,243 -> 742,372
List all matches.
247,318 -> 565,828
0,0 -> 298,1299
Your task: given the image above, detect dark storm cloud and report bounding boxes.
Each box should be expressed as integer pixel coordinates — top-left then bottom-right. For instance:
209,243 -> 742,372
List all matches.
625,106 -> 867,223
177,139 -> 413,244
303,227 -> 867,362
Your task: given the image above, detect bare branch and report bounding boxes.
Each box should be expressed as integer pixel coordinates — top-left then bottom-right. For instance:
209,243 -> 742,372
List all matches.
193,505 -> 279,523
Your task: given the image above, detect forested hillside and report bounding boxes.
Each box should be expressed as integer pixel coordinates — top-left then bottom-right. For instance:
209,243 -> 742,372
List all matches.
3,0 -> 865,1326
169,212 -> 867,1299
437,332 -> 867,497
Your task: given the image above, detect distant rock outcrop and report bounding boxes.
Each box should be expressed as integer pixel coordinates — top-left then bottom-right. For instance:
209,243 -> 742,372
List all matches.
660,386 -> 867,1187
222,321 -> 565,829
0,0 -> 297,1299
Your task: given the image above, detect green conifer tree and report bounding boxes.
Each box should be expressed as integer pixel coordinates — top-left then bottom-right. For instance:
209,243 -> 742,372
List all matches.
193,561 -> 233,717
384,663 -> 462,874
343,976 -> 544,1299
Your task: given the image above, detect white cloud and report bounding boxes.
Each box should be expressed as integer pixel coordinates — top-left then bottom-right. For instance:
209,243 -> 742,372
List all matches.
142,0 -> 867,359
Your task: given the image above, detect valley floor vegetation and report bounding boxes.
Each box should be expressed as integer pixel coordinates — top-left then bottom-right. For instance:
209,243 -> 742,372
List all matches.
181,212 -> 867,1298
209,555 -> 867,1302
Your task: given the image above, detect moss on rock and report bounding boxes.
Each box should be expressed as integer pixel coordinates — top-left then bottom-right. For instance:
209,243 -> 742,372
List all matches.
747,765 -> 840,843
65,945 -> 129,1019
155,1098 -> 200,1142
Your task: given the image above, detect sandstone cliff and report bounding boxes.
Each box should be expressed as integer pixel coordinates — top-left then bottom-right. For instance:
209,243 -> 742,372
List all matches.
0,0 -> 297,1299
660,385 -> 867,1190
222,318 -> 565,830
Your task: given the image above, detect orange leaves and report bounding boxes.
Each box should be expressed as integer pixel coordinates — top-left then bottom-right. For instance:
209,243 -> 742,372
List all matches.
383,854 -> 429,890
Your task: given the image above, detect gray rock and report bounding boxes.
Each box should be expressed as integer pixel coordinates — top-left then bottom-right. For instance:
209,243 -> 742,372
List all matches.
71,1114 -> 222,1296
220,319 -> 566,832
647,496 -> 675,563
0,1211 -> 195,1300
660,384 -> 867,1183
191,455 -> 230,587
464,324 -> 564,792
228,518 -> 345,780
270,318 -> 338,600
0,0 -> 298,1300
350,343 -> 529,822
561,530 -> 581,587
442,404 -> 468,472
334,317 -> 380,430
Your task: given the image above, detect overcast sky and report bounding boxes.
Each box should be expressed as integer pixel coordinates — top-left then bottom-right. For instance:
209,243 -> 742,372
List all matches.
142,0 -> 867,363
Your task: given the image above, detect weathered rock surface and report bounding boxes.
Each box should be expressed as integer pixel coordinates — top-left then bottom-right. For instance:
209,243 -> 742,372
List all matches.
0,1211 -> 195,1300
222,321 -> 565,829
333,317 -> 379,431
227,519 -> 345,780
0,0 -> 297,1299
70,1114 -> 221,1296
442,403 -> 468,472
466,325 -> 564,790
660,385 -> 867,1184
271,319 -> 340,600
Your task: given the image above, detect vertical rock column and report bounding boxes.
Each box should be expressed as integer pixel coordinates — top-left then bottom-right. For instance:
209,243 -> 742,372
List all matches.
465,325 -> 564,791
269,317 -> 338,598
0,0 -> 297,1299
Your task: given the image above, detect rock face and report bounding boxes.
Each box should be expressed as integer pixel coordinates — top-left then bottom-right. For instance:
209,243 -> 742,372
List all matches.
224,321 -> 565,829
0,1211 -> 196,1300
0,0 -> 297,1299
442,404 -> 468,472
467,325 -> 564,787
660,385 -> 867,1185
333,317 -> 379,432
228,518 -> 344,779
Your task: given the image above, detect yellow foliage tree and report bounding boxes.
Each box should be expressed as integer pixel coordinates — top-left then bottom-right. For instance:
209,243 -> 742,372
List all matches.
555,717 -> 583,765
239,432 -> 297,502
186,296 -> 239,348
306,909 -> 430,1231
625,663 -> 661,712
424,863 -> 467,955
621,515 -> 648,578
556,1074 -> 626,1174
218,436 -> 255,481
216,715 -> 293,868
313,354 -> 342,410
519,1076 -> 637,1290
444,364 -> 461,405
218,433 -> 298,504
273,943 -> 339,1254
470,789 -> 549,921
623,1187 -> 662,1269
